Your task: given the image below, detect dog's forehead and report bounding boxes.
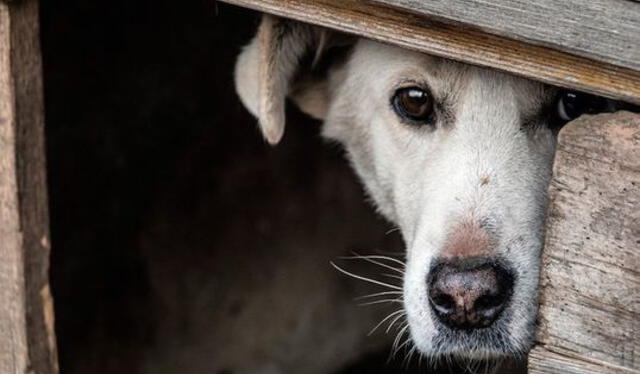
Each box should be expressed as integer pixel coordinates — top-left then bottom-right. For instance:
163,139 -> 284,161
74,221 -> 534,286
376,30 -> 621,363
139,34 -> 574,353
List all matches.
348,40 -> 456,92
347,39 -> 553,111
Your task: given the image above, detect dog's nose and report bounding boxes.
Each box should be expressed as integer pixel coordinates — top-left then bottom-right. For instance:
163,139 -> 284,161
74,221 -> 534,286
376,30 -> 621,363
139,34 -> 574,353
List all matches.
427,259 -> 513,329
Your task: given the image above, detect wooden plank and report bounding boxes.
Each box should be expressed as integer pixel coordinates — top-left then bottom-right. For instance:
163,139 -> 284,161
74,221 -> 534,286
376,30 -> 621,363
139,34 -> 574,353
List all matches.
529,347 -> 640,374
0,6 -> 28,373
0,1 -> 58,373
219,0 -> 640,105
528,111 -> 640,373
372,0 -> 640,72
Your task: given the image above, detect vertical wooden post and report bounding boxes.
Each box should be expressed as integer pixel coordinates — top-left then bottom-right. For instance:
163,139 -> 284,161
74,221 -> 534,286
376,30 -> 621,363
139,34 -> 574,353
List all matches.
528,111 -> 640,374
0,0 -> 58,373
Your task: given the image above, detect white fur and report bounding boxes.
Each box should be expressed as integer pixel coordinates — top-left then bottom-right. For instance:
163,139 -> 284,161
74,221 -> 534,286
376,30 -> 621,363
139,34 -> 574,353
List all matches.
235,21 -> 558,359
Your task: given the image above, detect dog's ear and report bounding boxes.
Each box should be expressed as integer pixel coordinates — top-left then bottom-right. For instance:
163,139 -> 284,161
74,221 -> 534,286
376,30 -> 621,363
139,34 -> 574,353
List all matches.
234,15 -> 353,145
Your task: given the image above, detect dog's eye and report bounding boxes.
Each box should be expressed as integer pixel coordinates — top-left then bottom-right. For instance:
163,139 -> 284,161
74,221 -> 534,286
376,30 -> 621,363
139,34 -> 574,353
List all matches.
392,87 -> 434,123
556,91 -> 608,121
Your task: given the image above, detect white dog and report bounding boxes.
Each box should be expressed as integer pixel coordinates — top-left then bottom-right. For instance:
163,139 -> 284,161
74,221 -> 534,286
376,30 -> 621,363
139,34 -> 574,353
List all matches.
234,15 -> 623,360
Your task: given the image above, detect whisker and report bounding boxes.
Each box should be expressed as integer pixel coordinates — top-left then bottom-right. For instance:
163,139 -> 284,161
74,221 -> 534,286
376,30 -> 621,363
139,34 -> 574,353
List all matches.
367,309 -> 405,336
340,254 -> 406,274
358,299 -> 403,306
346,252 -> 406,267
392,323 -> 410,357
385,312 -> 406,333
403,344 -> 418,369
394,333 -> 413,358
381,273 -> 404,281
464,356 -> 473,373
355,290 -> 403,300
330,262 -> 402,290
385,226 -> 400,235
358,297 -> 403,306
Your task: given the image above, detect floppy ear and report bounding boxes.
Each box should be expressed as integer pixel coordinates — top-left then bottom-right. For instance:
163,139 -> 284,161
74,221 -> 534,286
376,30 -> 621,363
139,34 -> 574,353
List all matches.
234,15 -> 351,145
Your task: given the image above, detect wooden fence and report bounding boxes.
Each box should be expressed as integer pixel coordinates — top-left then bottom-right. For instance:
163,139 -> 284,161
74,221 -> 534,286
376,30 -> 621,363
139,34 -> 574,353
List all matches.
0,1 -> 57,373
528,112 -> 639,374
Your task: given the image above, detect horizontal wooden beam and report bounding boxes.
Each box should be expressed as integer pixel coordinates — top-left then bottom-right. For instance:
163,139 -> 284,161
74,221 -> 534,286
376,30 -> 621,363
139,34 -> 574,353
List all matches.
220,0 -> 640,105
372,0 -> 640,72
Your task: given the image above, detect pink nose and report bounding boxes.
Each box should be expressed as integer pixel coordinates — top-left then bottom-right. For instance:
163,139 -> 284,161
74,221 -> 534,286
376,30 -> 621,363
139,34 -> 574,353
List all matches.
427,259 -> 513,330
440,219 -> 493,259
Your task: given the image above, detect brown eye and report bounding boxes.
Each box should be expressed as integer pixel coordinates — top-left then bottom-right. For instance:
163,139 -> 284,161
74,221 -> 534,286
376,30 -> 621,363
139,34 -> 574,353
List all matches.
392,87 -> 434,123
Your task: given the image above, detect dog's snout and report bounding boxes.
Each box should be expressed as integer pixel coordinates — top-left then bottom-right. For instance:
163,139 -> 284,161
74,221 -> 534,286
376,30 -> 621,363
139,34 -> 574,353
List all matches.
427,259 -> 513,330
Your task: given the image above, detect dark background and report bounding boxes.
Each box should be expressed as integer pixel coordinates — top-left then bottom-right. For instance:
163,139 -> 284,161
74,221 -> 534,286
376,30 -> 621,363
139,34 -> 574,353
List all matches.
41,1 -> 401,372
40,1 -> 523,373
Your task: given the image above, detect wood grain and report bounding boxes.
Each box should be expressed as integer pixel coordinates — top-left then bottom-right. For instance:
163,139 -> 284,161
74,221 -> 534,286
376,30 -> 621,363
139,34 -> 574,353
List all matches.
219,0 -> 640,105
528,111 -> 640,373
372,0 -> 640,71
529,347 -> 640,374
0,7 -> 27,372
0,1 -> 58,373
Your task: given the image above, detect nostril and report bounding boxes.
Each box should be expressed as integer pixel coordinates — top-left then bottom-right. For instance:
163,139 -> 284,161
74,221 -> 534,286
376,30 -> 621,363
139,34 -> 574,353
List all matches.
430,293 -> 456,315
475,293 -> 503,311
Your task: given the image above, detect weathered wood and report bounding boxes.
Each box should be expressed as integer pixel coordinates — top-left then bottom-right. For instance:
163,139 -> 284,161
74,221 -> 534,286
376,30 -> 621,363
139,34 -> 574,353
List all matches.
0,1 -> 58,373
372,0 -> 640,71
219,0 -> 640,105
528,111 -> 640,374
529,348 -> 639,374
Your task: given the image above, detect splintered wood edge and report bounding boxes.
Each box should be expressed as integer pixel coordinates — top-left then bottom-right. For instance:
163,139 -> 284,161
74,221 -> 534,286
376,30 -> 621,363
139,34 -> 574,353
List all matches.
219,0 -> 640,105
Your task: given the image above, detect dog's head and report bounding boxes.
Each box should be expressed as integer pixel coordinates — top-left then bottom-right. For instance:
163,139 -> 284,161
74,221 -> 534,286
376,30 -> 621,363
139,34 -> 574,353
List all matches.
233,16 -> 608,358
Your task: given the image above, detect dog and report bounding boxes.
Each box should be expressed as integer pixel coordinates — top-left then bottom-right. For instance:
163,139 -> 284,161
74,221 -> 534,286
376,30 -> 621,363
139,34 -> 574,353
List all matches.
234,15 -> 634,361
